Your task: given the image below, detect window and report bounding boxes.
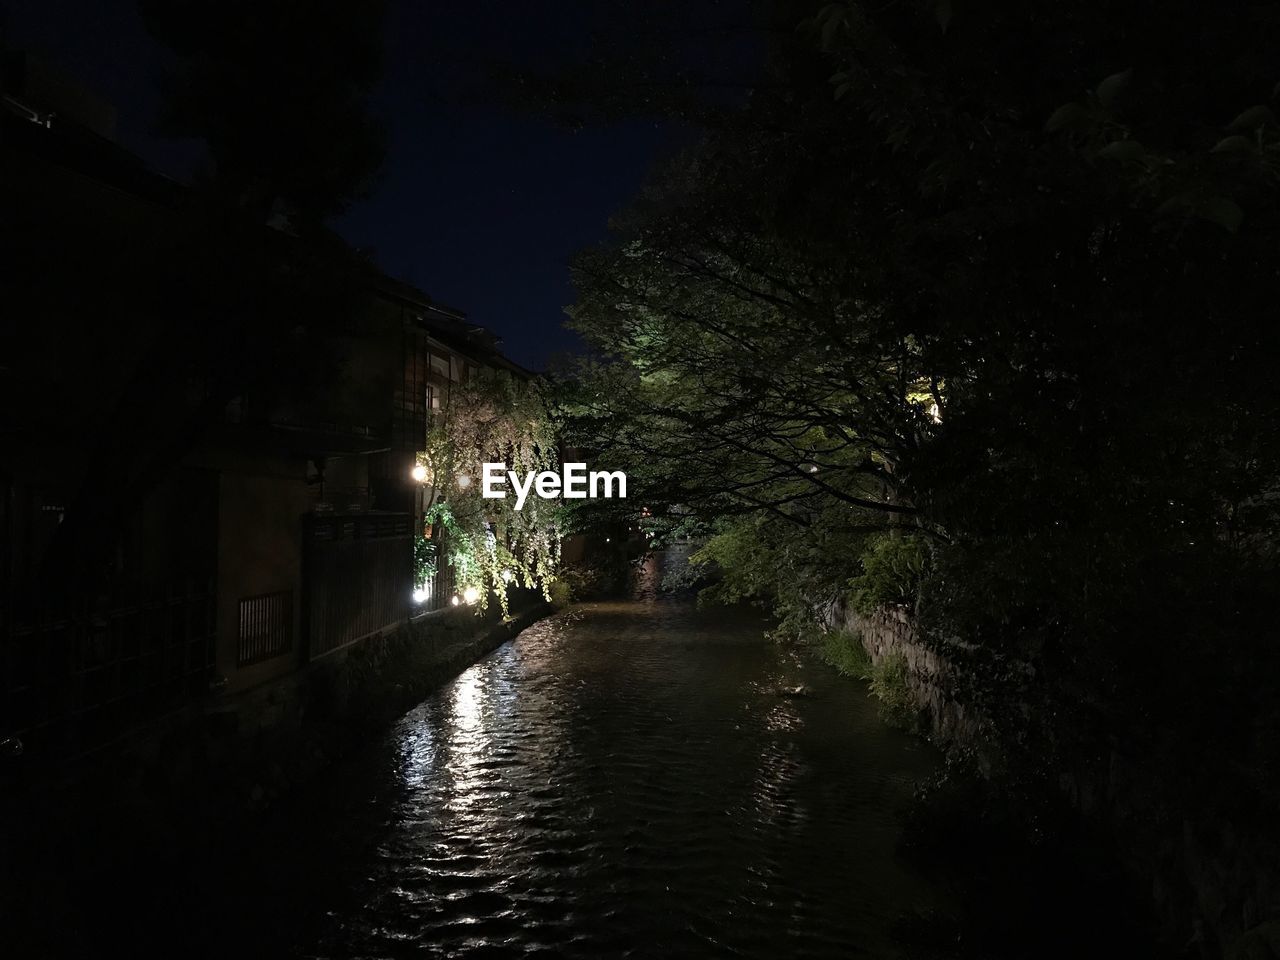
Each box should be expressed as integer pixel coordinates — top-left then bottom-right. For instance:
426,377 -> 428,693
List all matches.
237,590 -> 293,666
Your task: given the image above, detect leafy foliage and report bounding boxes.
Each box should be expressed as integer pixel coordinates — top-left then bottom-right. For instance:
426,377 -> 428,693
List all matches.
140,0 -> 386,226
849,534 -> 929,615
818,629 -> 872,679
418,374 -> 561,614
556,0 -> 1280,845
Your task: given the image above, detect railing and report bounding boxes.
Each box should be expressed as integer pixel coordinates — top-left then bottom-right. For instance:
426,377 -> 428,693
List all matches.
0,579 -> 216,764
236,590 -> 293,667
303,512 -> 412,660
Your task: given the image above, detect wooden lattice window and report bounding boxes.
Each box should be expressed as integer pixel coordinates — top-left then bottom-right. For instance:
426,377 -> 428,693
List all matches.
237,590 -> 293,667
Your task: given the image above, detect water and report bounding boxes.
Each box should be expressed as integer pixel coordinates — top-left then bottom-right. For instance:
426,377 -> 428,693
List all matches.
300,550 -> 940,958
6,549 -> 940,957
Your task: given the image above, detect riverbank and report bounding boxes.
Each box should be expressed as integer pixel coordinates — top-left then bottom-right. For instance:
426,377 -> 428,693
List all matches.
818,600 -> 1280,959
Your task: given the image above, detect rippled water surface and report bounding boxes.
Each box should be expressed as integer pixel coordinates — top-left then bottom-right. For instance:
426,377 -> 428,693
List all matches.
302,551 -> 939,959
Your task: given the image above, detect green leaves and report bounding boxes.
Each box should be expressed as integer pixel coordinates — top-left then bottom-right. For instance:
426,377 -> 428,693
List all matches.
1045,101 -> 1089,134
422,375 -> 563,613
1154,193 -> 1244,232
1096,139 -> 1145,161
1211,135 -> 1256,154
1047,69 -> 1131,135
1229,105 -> 1278,132
1197,196 -> 1245,232
935,0 -> 953,34
1095,68 -> 1133,109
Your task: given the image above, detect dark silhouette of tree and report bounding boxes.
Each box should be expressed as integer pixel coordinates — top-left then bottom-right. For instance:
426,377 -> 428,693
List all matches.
139,0 -> 386,228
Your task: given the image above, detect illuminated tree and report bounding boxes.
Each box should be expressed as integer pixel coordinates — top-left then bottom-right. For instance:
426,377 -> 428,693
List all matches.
416,374 -> 561,614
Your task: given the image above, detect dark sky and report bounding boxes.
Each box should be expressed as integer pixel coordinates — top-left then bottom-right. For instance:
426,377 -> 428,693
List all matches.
3,0 -> 678,369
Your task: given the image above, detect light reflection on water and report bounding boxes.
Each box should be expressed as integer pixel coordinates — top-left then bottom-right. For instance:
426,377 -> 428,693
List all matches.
308,549 -> 940,958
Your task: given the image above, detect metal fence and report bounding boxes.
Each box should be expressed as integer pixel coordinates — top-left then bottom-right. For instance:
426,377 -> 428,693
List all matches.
0,578 -> 216,763
303,512 -> 412,660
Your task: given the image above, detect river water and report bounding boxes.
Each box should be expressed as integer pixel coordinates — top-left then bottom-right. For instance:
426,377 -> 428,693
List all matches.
290,549 -> 940,958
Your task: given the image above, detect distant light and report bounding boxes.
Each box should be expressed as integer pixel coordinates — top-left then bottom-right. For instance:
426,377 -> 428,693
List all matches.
808,465 -> 819,474
451,595 -> 461,606
411,464 -> 427,483
605,537 -> 611,543
928,402 -> 942,423
412,585 -> 430,604
500,569 -> 514,584
462,586 -> 480,604
456,473 -> 472,489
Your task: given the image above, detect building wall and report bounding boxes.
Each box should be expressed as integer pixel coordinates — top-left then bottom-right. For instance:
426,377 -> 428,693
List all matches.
215,453 -> 309,692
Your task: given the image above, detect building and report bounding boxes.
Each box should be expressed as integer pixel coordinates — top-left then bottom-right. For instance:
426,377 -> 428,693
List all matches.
0,53 -> 528,764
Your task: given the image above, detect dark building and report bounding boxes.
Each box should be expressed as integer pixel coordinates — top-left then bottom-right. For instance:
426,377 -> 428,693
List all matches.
0,55 -> 527,763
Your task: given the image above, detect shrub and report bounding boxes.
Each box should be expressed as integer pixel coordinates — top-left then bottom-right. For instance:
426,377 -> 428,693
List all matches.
868,651 -> 919,730
820,631 -> 921,731
849,533 -> 928,614
819,629 -> 872,679
547,579 -> 572,609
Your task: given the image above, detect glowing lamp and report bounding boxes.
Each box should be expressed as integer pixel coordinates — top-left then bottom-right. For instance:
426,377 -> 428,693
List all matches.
456,473 -> 472,489
412,586 -> 429,604
462,586 -> 480,605
411,464 -> 427,483
451,595 -> 461,606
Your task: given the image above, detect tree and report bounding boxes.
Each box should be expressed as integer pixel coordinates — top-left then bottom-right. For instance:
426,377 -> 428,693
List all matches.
558,0 -> 1280,832
140,0 -> 386,227
416,373 -> 561,614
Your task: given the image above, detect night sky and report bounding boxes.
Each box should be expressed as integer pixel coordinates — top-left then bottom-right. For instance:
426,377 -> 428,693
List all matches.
3,0 -> 677,369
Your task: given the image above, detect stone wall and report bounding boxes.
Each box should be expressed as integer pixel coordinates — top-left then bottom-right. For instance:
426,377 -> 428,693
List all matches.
819,599 -> 984,749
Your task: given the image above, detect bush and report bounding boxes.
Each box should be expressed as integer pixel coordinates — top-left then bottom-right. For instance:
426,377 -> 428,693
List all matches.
849,533 -> 928,614
819,629 -> 872,679
820,631 -> 921,731
547,579 -> 572,609
868,652 -> 919,731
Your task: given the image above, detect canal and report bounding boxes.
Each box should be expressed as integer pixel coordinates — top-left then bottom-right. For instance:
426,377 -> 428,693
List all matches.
31,549 -> 942,958
292,548 -> 941,958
